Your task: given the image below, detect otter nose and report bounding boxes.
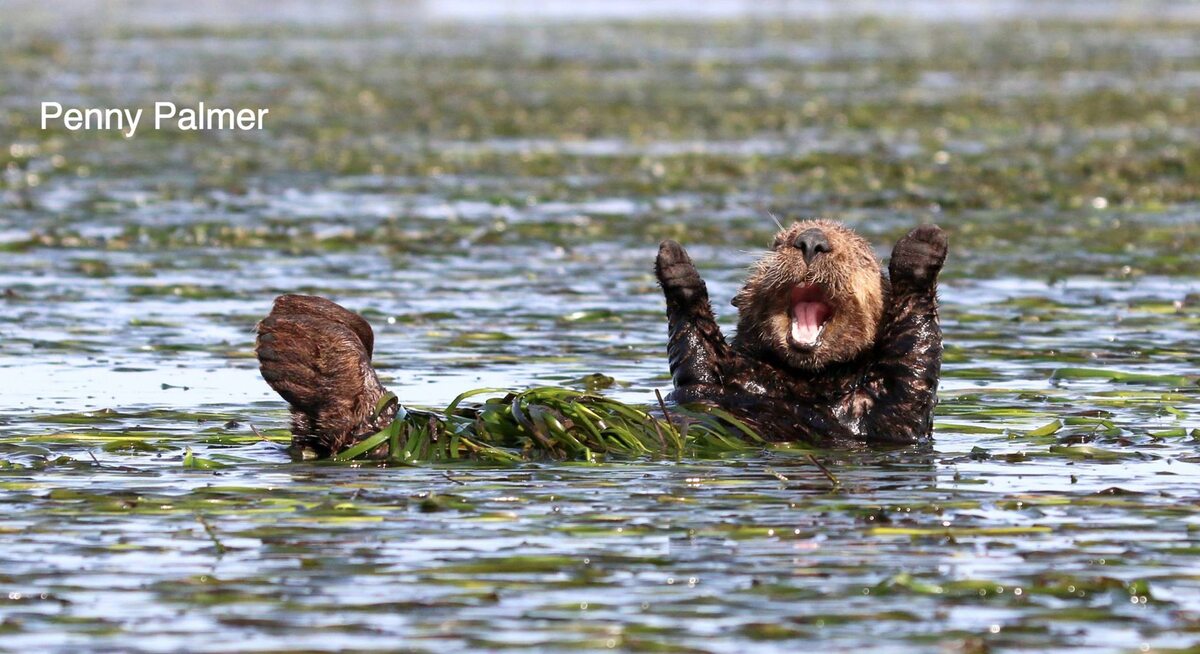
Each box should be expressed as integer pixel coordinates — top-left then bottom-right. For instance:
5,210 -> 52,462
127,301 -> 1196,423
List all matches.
792,228 -> 831,264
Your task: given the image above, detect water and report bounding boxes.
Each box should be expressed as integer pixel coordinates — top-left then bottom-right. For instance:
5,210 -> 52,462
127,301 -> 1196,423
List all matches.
1,2 -> 1199,652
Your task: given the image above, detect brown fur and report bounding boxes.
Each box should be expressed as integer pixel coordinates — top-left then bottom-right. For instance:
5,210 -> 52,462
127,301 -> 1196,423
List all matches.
253,222 -> 945,454
657,221 -> 946,445
255,294 -> 394,456
732,220 -> 884,371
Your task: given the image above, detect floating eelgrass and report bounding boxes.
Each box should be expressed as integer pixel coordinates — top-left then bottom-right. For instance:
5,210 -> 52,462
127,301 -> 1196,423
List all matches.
321,387 -> 765,464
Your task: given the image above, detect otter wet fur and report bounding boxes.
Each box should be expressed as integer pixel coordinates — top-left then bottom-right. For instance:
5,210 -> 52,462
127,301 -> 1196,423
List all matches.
656,220 -> 946,445
256,294 -> 402,457
255,220 -> 945,455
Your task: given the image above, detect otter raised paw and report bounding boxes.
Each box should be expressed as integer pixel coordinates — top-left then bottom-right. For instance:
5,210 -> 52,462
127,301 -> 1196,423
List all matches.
655,240 -> 732,391
889,224 -> 949,291
656,220 -> 946,445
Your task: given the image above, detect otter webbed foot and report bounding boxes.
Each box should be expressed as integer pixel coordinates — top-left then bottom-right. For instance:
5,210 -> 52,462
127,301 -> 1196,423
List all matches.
655,240 -> 732,393
256,294 -> 395,456
888,224 -> 948,292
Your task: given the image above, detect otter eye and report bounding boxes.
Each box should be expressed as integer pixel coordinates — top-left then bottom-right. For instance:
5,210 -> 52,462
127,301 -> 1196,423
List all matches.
771,236 -> 785,250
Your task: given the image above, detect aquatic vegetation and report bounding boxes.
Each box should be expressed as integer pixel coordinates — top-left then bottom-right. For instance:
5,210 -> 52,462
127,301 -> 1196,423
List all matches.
324,387 -> 765,464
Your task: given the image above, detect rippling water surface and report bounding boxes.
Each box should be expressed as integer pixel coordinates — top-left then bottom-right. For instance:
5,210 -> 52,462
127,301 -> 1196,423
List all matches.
1,2 -> 1199,651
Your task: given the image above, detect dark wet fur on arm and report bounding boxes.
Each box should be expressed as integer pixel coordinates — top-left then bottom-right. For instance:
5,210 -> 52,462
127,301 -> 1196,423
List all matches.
655,240 -> 732,393
846,225 -> 945,443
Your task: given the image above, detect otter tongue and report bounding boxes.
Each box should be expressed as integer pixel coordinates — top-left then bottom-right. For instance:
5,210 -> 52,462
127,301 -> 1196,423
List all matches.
791,301 -> 830,345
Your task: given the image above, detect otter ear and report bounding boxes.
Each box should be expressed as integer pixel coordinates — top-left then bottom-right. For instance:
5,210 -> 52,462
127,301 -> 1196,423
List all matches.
731,288 -> 748,309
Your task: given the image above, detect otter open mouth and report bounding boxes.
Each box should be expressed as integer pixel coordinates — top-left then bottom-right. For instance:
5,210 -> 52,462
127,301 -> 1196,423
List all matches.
788,284 -> 832,348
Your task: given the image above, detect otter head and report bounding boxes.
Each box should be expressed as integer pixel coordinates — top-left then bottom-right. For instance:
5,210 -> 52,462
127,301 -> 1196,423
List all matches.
732,219 -> 884,371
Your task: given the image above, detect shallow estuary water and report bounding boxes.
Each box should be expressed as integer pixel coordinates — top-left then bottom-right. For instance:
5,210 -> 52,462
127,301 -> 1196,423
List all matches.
1,2 -> 1199,652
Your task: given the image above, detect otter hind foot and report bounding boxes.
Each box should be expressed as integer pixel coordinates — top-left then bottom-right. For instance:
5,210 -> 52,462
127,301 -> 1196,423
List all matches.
256,294 -> 391,456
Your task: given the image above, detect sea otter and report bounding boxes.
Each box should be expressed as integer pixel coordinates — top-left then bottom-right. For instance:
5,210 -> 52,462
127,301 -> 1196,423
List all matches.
656,220 -> 946,445
255,220 -> 945,456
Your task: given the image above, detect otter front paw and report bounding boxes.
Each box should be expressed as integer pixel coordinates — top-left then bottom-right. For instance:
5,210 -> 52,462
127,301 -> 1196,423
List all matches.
889,224 -> 948,289
656,240 -> 709,308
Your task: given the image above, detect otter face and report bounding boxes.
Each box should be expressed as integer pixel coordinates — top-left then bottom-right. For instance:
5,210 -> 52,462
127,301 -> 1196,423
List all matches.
732,220 -> 884,371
